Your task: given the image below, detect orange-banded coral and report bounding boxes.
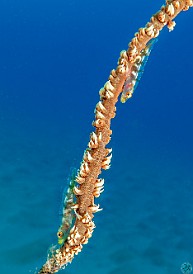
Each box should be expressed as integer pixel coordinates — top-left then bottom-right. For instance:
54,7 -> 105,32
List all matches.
127,0 -> 193,63
38,1 -> 192,273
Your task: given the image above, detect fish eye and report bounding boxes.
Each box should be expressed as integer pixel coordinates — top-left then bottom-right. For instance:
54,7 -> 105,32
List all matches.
57,231 -> 64,238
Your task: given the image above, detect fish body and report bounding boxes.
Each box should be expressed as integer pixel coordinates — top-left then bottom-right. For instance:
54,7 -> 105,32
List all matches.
121,38 -> 158,103
57,169 -> 77,245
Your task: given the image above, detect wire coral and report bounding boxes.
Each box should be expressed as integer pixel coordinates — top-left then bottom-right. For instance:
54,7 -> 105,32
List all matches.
38,0 -> 193,273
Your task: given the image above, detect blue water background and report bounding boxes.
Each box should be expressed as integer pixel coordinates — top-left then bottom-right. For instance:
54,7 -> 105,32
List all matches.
0,0 -> 193,273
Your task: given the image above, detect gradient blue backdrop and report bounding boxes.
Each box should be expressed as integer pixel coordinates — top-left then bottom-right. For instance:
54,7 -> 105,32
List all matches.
0,1 -> 192,273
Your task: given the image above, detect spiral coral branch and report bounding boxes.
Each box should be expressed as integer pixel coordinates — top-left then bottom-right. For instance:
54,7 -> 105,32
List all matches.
38,1 -> 192,273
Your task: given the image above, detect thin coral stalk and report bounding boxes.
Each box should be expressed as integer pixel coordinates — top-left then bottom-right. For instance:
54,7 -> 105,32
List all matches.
38,1 -> 192,273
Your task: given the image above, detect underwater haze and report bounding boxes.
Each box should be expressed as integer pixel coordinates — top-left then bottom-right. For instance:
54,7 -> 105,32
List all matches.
0,0 -> 193,273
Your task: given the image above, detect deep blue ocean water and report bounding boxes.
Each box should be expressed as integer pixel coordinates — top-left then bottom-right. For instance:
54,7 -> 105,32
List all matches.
0,1 -> 193,273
